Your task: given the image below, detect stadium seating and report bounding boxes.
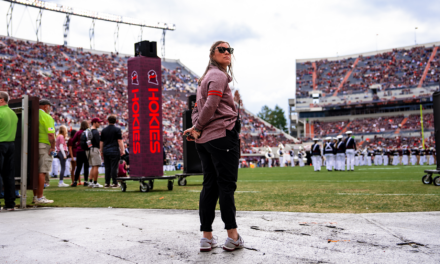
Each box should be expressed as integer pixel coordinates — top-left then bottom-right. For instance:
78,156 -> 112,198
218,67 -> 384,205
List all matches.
0,36 -> 296,163
401,113 -> 434,131
360,134 -> 435,149
296,45 -> 439,109
311,113 -> 433,137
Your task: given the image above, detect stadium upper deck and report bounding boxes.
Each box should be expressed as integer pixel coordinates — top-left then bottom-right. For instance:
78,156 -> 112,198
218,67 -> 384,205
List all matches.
295,41 -> 440,112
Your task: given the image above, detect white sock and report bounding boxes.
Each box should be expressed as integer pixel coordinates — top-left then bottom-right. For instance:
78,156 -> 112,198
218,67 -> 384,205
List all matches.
59,180 -> 64,184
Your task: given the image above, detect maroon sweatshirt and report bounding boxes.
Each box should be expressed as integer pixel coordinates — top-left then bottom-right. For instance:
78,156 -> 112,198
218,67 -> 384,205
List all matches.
71,130 -> 85,153
192,65 -> 237,144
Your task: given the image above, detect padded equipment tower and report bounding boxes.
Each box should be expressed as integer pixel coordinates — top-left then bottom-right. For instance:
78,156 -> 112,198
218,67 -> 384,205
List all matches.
127,41 -> 163,177
422,90 -> 440,186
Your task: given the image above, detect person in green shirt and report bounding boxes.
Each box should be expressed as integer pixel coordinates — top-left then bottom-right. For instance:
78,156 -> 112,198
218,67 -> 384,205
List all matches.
33,99 -> 55,205
0,91 -> 18,211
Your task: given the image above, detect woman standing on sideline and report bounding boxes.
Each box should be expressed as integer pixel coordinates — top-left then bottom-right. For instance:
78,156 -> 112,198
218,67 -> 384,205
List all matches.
55,125 -> 69,187
67,129 -> 78,185
71,121 -> 90,187
183,41 -> 244,252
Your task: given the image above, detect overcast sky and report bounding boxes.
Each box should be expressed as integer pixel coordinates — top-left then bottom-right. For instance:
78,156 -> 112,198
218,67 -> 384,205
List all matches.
0,0 -> 439,117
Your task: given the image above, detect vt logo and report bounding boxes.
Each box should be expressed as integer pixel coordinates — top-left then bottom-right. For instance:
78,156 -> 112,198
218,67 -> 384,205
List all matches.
148,70 -> 158,85
131,71 -> 139,85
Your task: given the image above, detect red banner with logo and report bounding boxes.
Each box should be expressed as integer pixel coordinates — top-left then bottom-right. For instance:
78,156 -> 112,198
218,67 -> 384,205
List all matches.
128,56 -> 163,177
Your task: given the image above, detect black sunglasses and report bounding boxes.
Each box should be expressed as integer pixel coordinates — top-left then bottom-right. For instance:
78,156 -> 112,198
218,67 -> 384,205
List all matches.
216,47 -> 234,54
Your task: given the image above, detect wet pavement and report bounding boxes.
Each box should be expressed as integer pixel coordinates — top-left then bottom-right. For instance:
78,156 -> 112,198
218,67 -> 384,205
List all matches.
0,208 -> 439,263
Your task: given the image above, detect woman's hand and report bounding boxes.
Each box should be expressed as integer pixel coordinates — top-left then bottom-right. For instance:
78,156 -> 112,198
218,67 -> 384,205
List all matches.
183,126 -> 201,141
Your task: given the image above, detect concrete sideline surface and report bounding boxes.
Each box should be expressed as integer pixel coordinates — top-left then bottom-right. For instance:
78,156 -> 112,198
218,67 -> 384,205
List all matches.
0,208 -> 439,263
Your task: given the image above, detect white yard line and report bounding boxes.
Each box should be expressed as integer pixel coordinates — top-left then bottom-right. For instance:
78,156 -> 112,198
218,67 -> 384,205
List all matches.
83,189 -> 121,192
338,193 -> 437,196
187,190 -> 259,193
358,168 -> 401,170
190,179 -> 419,183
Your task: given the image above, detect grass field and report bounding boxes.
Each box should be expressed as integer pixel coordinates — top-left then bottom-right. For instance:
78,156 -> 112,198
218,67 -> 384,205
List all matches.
27,165 -> 440,213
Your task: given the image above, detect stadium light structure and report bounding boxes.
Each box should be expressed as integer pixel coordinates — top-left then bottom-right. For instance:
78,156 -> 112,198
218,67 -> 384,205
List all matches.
4,0 -> 176,54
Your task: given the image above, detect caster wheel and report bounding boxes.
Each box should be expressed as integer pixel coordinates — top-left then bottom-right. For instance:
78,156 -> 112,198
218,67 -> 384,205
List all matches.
167,180 -> 174,191
140,181 -> 150,192
120,182 -> 127,192
149,180 -> 154,190
433,176 -> 440,186
178,177 -> 187,186
422,175 -> 433,185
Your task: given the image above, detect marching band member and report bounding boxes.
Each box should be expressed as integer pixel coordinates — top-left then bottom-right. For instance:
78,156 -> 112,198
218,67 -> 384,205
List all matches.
373,146 -> 379,166
289,147 -> 295,167
311,138 -> 321,171
366,146 -> 373,166
345,131 -> 356,171
376,146 -> 383,165
323,137 -> 335,171
428,147 -> 435,165
360,147 -> 366,166
354,149 -> 360,166
383,146 -> 390,166
283,146 -> 291,167
265,147 -> 273,168
298,146 -> 305,167
401,145 -> 409,166
410,146 -> 419,165
278,143 -> 285,167
378,147 -> 384,165
335,135 -> 346,171
419,146 -> 426,165
392,147 -> 400,166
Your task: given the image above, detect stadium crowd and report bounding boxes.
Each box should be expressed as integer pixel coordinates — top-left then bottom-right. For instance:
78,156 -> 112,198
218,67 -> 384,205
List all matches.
313,113 -> 433,136
0,36 -> 293,163
296,45 -> 440,99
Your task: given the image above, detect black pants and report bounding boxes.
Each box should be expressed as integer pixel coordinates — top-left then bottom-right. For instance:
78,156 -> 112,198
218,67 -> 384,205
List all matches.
0,142 -> 15,208
104,154 -> 119,185
196,128 -> 240,231
57,152 -> 67,181
74,151 -> 89,182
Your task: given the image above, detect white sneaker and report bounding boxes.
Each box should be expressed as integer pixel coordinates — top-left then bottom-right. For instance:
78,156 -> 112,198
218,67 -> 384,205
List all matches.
200,236 -> 218,252
58,182 -> 69,187
88,182 -> 95,188
223,234 -> 245,252
93,183 -> 103,188
35,197 -> 54,204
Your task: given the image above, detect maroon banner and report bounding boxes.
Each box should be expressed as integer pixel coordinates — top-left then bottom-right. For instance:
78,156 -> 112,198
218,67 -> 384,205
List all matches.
127,56 -> 163,177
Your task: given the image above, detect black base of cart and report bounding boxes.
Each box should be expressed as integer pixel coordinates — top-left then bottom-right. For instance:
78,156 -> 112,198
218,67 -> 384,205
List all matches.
174,173 -> 203,186
116,176 -> 177,192
422,170 -> 440,186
